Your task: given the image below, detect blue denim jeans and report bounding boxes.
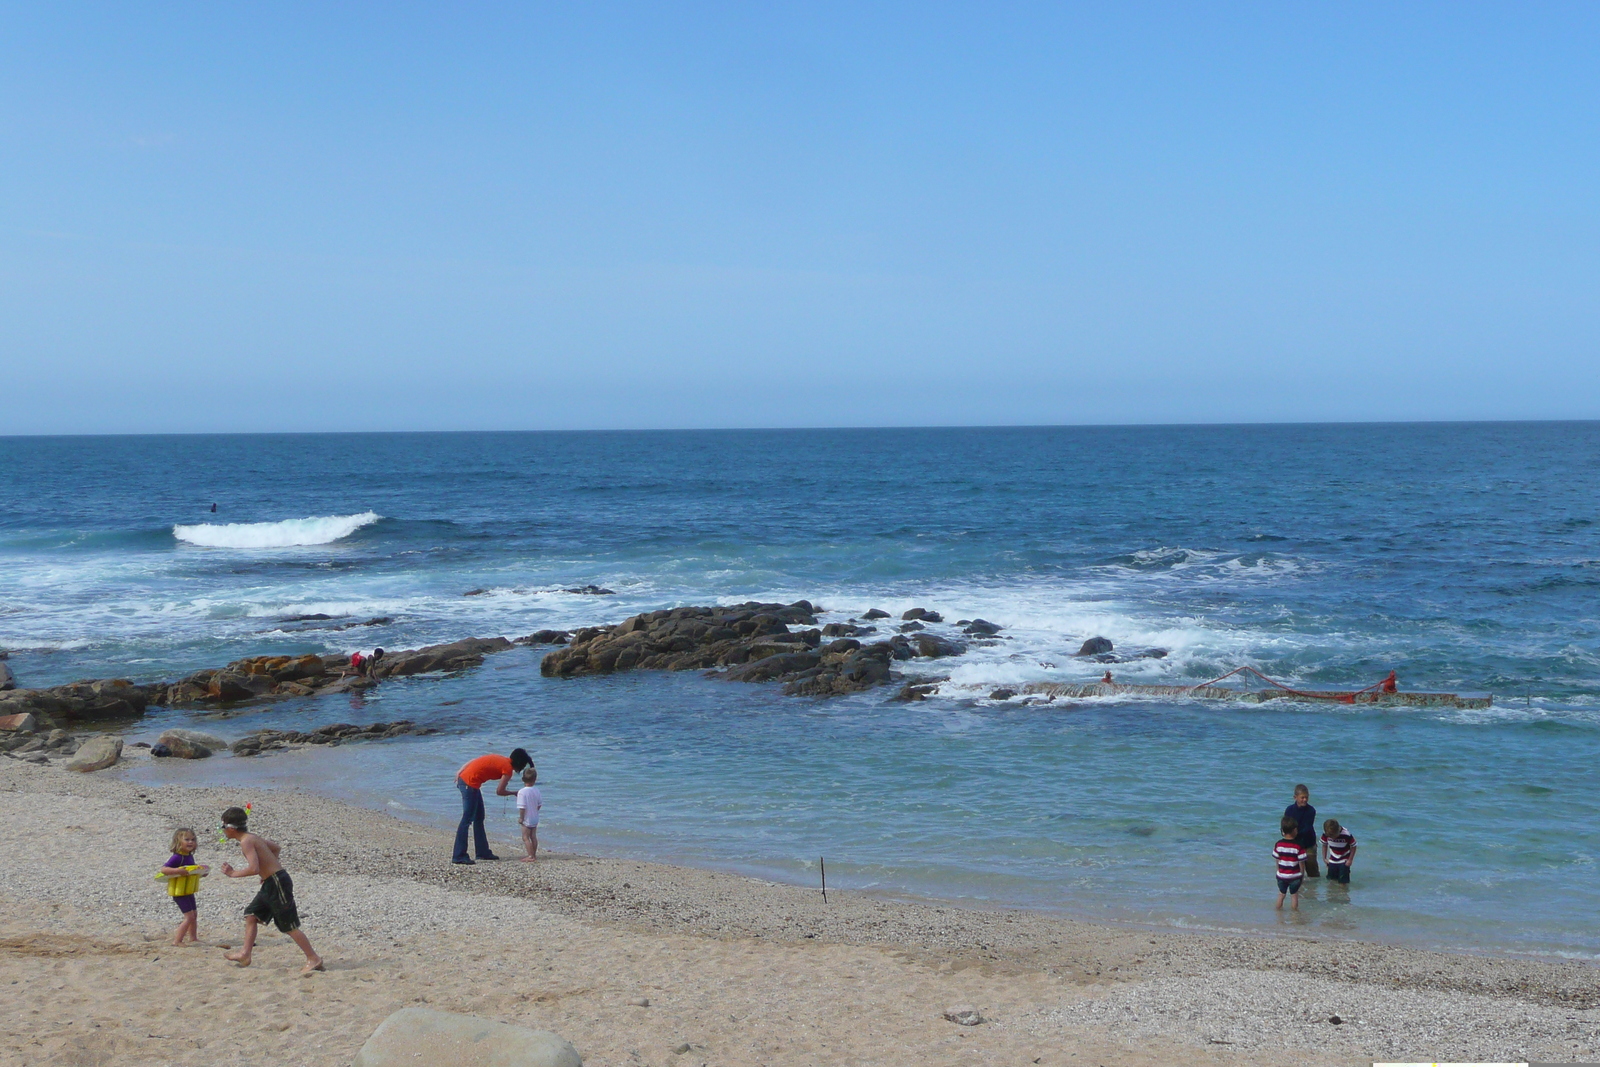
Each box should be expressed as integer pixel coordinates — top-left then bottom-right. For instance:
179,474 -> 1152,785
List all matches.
454,777 -> 491,861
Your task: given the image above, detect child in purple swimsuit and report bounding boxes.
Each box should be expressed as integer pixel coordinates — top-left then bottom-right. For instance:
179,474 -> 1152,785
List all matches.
159,828 -> 206,946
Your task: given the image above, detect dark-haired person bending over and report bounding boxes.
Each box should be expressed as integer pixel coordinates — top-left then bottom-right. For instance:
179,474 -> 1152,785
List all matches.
453,748 -> 531,864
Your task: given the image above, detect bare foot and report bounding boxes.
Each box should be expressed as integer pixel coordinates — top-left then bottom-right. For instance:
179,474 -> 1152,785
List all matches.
225,950 -> 251,967
300,957 -> 325,976
519,856 -> 536,863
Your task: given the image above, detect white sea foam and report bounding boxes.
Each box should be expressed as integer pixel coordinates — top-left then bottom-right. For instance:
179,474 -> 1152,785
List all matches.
172,512 -> 382,549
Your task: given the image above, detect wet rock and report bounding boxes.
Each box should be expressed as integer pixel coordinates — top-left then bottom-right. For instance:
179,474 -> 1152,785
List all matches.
821,622 -> 875,637
0,662 -> 13,691
962,619 -> 1002,636
156,731 -> 213,759
150,743 -> 172,757
1076,636 -> 1114,657
516,630 -> 572,646
372,637 -> 513,678
352,1007 -> 581,1067
159,728 -> 230,752
912,634 -> 965,659
892,682 -> 940,702
232,720 -> 436,757
541,602 -> 823,680
902,608 -> 943,623
899,621 -> 925,632
66,735 -> 122,772
989,688 -> 1017,700
724,652 -> 822,683
280,613 -> 335,623
462,588 -> 489,596
861,608 -> 890,620
564,584 -> 616,595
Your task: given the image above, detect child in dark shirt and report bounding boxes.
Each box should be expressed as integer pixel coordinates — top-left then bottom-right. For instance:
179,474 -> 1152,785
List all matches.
1285,784 -> 1320,878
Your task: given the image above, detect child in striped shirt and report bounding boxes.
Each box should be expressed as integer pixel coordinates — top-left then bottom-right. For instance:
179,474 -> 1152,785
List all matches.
1274,815 -> 1307,910
1321,819 -> 1357,884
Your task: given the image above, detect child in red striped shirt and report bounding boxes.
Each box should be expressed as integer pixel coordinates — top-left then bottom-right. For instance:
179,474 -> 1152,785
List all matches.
1274,815 -> 1307,911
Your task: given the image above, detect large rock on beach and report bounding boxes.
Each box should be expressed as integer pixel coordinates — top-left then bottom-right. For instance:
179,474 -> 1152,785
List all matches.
0,712 -> 37,734
352,1007 -> 581,1067
66,735 -> 122,772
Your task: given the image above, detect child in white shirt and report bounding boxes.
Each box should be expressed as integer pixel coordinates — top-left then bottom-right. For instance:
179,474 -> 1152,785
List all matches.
516,766 -> 542,863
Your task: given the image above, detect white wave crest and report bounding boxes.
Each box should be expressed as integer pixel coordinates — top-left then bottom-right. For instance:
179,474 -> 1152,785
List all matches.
173,512 -> 382,549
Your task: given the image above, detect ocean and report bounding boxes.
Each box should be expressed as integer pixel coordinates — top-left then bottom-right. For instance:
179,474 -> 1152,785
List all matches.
3,424 -> 1597,958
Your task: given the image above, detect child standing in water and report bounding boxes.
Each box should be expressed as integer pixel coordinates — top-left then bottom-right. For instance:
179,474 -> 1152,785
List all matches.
1274,815 -> 1307,910
160,828 -> 207,946
1285,784 -> 1320,878
1321,818 -> 1358,884
218,806 -> 324,975
516,765 -> 542,862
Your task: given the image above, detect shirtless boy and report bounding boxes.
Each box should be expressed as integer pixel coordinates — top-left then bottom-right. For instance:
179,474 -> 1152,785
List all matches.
218,806 -> 324,975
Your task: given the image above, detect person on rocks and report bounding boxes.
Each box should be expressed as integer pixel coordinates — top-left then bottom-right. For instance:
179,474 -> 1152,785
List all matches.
367,648 -> 385,676
453,748 -> 531,864
1285,784 -> 1320,878
219,806 -> 323,975
348,650 -> 366,676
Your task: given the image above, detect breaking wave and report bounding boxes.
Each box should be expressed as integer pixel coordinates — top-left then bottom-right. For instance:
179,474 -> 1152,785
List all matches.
172,512 -> 382,549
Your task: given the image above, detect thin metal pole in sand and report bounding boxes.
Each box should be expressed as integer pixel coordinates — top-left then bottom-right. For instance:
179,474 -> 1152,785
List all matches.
820,856 -> 827,904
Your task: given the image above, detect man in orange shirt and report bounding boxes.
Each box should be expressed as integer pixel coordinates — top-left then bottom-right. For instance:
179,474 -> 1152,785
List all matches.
454,748 -> 532,864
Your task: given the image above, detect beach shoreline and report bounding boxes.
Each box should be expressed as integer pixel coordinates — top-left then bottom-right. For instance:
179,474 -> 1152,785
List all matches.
2,757 -> 1595,1066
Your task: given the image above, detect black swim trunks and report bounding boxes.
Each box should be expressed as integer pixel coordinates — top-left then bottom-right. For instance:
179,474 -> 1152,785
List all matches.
1276,876 -> 1303,896
1326,862 -> 1351,884
243,870 -> 301,932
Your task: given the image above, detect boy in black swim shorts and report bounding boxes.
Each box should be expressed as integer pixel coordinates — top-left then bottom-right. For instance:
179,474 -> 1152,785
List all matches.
219,806 -> 324,975
1273,815 -> 1307,911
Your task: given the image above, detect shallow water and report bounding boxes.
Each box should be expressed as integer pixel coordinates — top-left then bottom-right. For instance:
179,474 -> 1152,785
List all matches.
7,425 -> 1600,957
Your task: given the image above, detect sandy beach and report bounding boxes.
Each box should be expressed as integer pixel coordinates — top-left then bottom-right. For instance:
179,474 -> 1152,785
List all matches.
0,756 -> 1594,1067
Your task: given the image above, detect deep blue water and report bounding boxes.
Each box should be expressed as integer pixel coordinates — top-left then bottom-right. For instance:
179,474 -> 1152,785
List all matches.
3,425 -> 1598,957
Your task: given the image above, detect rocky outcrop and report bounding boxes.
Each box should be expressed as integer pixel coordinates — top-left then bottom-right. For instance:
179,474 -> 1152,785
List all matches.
564,584 -> 615,595
538,601 -> 968,699
541,602 -> 822,678
960,619 -> 1003,636
902,608 -> 943,623
861,608 -> 890,620
231,720 -> 436,757
0,661 -> 13,691
0,679 -> 153,727
352,1008 -> 580,1067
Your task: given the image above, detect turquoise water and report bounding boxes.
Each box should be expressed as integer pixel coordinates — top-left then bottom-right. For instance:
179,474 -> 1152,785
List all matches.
4,425 -> 1599,956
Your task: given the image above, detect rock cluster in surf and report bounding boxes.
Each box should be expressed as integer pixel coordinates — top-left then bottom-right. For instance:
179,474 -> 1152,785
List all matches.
539,601 -> 968,696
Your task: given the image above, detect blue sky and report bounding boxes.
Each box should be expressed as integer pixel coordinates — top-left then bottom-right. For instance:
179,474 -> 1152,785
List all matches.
3,3 -> 1598,432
